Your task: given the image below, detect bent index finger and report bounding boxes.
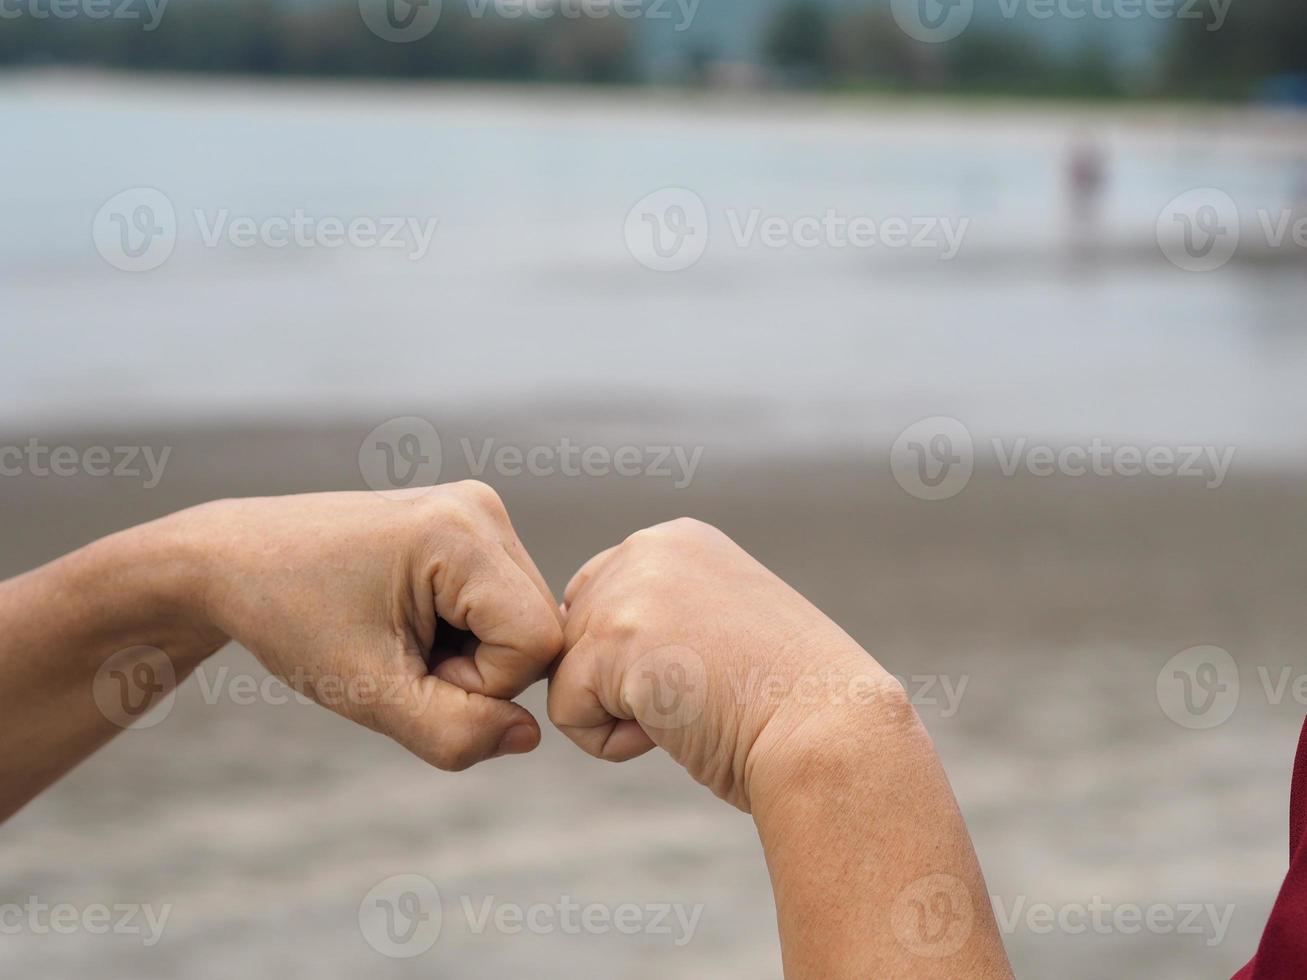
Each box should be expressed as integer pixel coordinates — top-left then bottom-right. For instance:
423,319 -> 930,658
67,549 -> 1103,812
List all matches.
434,545 -> 565,700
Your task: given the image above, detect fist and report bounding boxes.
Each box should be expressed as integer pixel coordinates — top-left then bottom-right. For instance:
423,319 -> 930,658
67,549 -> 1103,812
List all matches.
188,482 -> 564,771
547,519 -> 907,811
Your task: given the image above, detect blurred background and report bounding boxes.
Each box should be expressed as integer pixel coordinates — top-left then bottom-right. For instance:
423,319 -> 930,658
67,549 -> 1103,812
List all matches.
2,1 -> 1306,977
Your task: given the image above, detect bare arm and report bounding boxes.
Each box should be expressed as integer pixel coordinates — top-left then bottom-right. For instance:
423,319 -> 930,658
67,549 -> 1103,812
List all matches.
0,483 -> 563,823
0,516 -> 222,819
541,518 -> 1012,978
749,701 -> 1010,977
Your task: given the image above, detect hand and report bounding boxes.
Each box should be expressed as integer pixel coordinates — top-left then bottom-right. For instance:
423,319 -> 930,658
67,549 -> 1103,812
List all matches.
545,520 -> 1011,978
545,518 -> 909,812
181,482 -> 564,770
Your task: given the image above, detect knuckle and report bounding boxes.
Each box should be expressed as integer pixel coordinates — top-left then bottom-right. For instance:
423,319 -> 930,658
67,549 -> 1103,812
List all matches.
622,525 -> 669,554
666,516 -> 721,538
596,602 -> 644,643
625,517 -> 720,551
455,480 -> 508,520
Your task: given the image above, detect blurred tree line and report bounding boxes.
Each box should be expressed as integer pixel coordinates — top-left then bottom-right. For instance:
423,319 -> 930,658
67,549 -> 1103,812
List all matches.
1,0 -> 1303,99
0,0 -> 636,83
763,0 -> 1307,101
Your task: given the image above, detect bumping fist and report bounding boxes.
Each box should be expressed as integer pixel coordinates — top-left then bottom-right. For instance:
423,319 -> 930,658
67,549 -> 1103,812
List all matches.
184,482 -> 564,771
545,518 -> 909,812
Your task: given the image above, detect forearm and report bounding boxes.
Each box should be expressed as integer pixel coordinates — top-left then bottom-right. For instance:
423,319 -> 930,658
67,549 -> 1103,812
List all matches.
0,510 -> 226,821
749,693 -> 1012,980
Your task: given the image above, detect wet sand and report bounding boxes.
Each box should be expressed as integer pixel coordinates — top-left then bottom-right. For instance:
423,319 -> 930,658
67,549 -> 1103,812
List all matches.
1,415 -> 1305,979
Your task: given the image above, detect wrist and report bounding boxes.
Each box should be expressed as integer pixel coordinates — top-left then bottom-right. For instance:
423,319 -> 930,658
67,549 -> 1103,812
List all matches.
67,508 -> 228,671
744,671 -> 920,820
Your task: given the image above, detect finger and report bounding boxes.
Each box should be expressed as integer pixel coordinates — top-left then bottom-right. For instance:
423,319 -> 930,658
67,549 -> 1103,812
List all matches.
563,545 -> 621,610
498,531 -> 564,631
559,561 -> 616,650
547,633 -> 656,763
381,672 -> 541,771
433,545 -> 565,700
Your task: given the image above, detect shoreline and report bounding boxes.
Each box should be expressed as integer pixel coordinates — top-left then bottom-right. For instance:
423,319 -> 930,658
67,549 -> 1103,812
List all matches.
6,66 -> 1307,146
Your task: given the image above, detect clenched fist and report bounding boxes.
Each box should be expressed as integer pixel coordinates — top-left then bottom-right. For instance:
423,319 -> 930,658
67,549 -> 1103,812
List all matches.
180,482 -> 564,770
541,519 -> 1011,979
541,518 -> 910,812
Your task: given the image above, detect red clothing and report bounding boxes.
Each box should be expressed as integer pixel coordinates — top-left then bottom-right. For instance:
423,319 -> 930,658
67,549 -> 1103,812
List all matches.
1234,720 -> 1307,978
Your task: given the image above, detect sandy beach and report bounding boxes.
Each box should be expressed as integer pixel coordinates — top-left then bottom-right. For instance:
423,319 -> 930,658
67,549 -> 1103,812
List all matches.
1,413 -> 1304,979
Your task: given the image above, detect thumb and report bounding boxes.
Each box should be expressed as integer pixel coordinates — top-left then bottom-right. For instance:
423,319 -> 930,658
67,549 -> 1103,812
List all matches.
379,673 -> 541,771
